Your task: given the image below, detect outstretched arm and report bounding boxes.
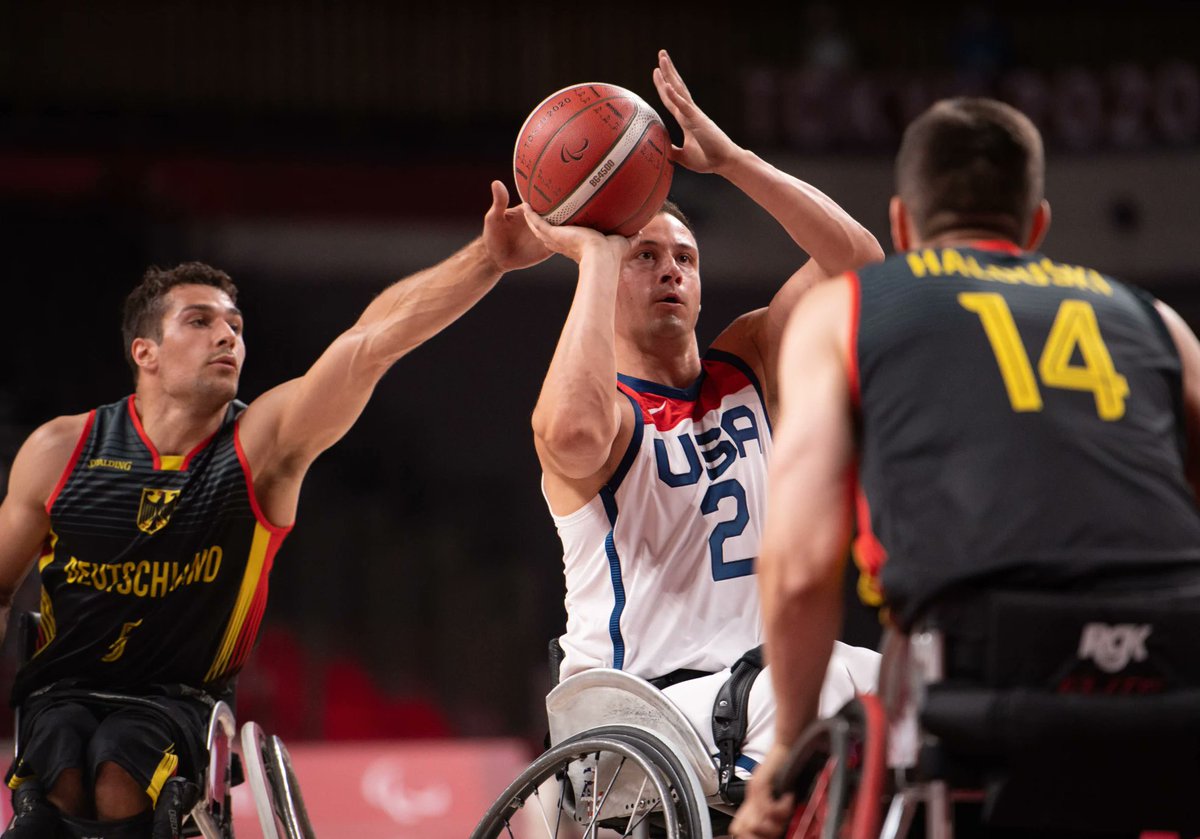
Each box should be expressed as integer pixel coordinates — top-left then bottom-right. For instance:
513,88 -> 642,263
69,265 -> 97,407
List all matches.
653,49 -> 882,394
0,415 -> 86,645
523,207 -> 633,496
239,181 -> 550,524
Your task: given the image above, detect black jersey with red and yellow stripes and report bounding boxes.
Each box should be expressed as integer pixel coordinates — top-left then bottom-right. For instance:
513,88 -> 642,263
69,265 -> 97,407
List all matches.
850,241 -> 1200,629
11,396 -> 291,704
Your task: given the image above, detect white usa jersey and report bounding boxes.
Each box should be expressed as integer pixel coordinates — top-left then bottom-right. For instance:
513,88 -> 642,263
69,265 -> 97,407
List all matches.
548,350 -> 772,681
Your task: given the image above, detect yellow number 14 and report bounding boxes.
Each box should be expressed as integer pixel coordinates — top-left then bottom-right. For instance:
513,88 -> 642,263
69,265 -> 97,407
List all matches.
958,292 -> 1129,421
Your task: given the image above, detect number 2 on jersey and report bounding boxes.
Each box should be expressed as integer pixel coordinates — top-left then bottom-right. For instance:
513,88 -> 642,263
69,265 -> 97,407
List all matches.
958,292 -> 1129,420
701,479 -> 755,581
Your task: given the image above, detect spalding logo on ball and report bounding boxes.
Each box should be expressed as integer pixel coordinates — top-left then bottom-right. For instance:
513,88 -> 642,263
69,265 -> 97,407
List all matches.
514,83 -> 674,237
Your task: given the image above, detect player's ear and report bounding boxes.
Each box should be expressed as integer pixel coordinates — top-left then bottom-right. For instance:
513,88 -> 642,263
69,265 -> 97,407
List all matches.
1025,200 -> 1051,251
131,337 -> 158,374
889,196 -> 912,252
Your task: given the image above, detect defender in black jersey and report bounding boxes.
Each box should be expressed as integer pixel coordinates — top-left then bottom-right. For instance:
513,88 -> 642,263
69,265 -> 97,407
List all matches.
0,182 -> 551,838
733,99 -> 1200,838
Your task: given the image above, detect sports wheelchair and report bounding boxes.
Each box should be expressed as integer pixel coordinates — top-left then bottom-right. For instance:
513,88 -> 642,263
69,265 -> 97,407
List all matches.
772,586 -> 1200,839
471,663 -> 756,838
9,612 -> 316,839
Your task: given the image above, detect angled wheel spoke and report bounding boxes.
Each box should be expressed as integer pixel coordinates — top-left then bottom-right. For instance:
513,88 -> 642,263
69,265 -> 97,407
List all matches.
622,775 -> 652,837
583,752 -> 627,837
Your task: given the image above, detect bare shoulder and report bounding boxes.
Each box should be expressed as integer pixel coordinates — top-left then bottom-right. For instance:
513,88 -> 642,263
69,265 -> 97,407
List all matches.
778,276 -> 855,370
237,380 -> 294,436
789,276 -> 854,333
711,307 -> 767,349
9,412 -> 92,502
710,307 -> 769,367
23,413 -> 91,463
237,376 -> 313,449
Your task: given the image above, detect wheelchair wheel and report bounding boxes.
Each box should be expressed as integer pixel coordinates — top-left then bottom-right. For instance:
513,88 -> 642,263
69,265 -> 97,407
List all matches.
583,726 -> 711,838
471,733 -> 700,838
774,694 -> 887,839
580,724 -> 710,835
240,722 -> 317,839
266,734 -> 317,839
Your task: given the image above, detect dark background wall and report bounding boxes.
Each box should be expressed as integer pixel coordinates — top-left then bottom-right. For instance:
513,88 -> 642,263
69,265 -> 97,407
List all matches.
2,0 -> 1198,750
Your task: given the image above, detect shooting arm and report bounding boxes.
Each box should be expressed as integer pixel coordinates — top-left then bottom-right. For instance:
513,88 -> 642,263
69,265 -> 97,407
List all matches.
531,236 -> 627,480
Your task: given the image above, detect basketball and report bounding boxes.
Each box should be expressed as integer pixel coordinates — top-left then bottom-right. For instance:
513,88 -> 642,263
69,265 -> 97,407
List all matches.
513,83 -> 674,237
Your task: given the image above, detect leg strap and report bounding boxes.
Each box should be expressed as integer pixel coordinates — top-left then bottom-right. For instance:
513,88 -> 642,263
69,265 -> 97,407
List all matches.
712,645 -> 765,804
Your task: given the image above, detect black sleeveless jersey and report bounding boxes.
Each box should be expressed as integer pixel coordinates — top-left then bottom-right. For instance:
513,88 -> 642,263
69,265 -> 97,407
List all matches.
11,397 -> 291,704
850,241 -> 1200,629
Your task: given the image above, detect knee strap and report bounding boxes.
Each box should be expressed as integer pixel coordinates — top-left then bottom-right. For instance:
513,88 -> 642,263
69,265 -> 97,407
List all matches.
711,645 -> 765,804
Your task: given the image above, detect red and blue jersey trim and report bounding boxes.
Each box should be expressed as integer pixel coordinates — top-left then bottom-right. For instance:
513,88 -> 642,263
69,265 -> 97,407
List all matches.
616,349 -> 769,433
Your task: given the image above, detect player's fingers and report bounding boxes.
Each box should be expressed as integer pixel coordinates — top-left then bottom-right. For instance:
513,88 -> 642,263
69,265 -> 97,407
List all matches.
658,49 -> 693,100
491,179 -> 510,208
652,69 -> 685,121
519,203 -> 548,235
488,180 -> 511,217
659,79 -> 697,126
520,205 -> 567,250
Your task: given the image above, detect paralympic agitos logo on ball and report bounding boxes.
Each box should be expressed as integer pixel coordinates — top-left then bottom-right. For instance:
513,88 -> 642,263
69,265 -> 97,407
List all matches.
560,138 -> 589,163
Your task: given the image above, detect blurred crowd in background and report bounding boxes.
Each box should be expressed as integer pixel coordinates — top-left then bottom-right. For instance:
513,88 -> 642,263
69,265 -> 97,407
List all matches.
1,0 -> 1197,754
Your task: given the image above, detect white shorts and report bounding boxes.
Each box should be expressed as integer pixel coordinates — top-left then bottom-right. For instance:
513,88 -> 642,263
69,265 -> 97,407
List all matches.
660,641 -> 880,775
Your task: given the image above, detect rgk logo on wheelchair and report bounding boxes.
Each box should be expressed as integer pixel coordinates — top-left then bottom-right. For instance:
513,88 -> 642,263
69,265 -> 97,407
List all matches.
771,589 -> 1200,839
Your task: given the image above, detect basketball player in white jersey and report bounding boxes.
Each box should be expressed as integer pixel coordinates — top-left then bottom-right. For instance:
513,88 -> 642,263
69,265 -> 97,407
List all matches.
522,50 -> 884,780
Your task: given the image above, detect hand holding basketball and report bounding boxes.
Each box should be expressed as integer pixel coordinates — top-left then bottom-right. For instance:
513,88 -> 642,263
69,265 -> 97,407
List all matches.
482,180 -> 553,273
519,204 -> 629,267
653,49 -> 740,175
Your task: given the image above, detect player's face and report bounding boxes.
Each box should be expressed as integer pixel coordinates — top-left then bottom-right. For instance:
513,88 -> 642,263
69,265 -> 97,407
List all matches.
616,213 -> 700,343
153,284 -> 245,407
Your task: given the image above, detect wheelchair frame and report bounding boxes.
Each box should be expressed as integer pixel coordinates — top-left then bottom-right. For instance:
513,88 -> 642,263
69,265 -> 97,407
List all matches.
775,587 -> 1200,839
8,612 -> 317,839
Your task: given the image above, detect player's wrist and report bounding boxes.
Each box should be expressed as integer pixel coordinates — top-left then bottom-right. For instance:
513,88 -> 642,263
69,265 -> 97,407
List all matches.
578,241 -> 623,276
473,236 -> 510,278
712,144 -> 752,180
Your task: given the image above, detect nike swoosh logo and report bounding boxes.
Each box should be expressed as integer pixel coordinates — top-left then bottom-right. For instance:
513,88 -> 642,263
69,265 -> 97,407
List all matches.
648,402 -> 667,414
560,138 -> 590,163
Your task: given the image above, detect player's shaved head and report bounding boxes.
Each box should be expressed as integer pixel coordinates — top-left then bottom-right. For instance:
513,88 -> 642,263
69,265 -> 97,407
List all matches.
897,97 -> 1044,243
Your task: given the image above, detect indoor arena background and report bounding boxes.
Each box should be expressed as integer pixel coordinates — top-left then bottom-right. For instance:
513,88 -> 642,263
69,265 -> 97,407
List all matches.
1,1 -> 1197,835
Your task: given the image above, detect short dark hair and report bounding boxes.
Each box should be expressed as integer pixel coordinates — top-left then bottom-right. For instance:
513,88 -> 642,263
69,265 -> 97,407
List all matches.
896,97 -> 1044,242
122,262 -> 239,378
659,199 -> 695,235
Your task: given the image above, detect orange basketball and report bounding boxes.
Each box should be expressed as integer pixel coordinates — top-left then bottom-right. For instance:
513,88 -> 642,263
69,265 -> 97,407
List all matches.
513,83 -> 674,237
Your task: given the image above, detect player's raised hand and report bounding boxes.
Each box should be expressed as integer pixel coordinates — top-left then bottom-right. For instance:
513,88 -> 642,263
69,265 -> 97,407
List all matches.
519,204 -> 628,266
653,49 -> 739,174
483,180 -> 553,272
